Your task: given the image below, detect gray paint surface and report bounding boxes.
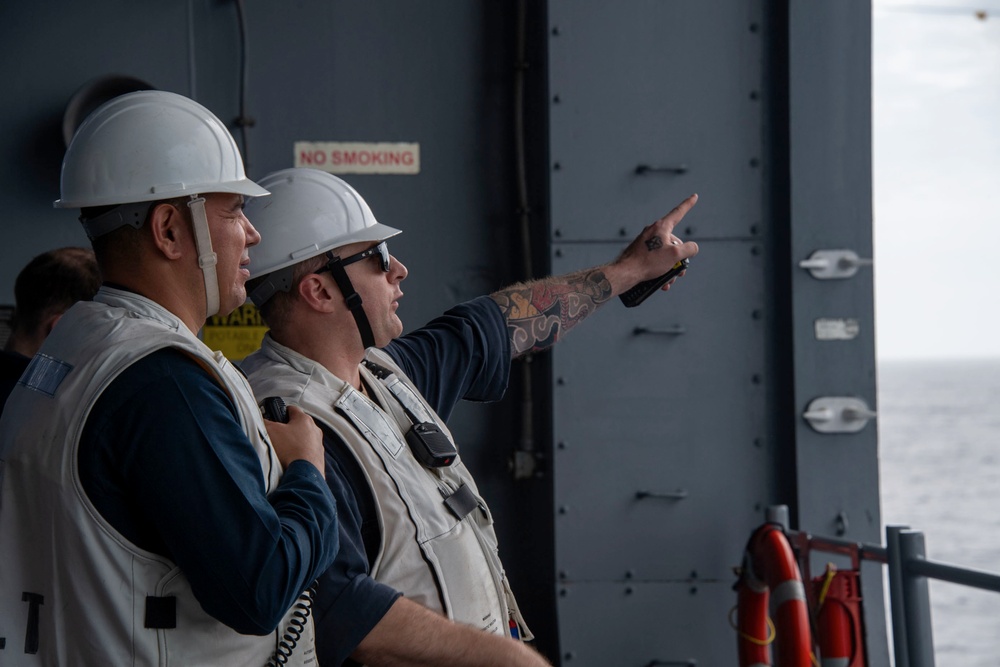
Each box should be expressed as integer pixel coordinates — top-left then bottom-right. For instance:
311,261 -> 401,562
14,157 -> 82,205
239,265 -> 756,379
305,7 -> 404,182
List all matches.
0,1 -> 885,665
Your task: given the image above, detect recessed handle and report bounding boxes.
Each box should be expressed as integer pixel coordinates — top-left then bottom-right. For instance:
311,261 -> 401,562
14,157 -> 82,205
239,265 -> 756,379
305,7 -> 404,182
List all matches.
633,325 -> 687,336
635,163 -> 689,175
636,489 -> 689,501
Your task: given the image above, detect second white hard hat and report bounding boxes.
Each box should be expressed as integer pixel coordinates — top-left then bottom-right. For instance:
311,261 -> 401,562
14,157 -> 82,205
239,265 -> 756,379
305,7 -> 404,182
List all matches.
245,168 -> 401,284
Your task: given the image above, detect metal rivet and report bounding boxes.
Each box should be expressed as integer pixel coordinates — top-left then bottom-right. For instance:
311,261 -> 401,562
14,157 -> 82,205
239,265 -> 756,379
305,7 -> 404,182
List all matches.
557,377 -> 565,386
625,570 -> 634,579
751,245 -> 762,256
554,229 -> 562,238
752,309 -> 763,320
754,437 -> 763,448
564,652 -> 575,661
553,162 -> 562,171
557,441 -> 567,450
750,158 -> 760,168
552,26 -> 560,36
750,90 -> 760,101
555,248 -> 563,257
751,374 -> 762,385
553,94 -> 561,104
684,226 -> 694,236
750,22 -> 760,33
558,505 -> 568,514
625,586 -> 634,595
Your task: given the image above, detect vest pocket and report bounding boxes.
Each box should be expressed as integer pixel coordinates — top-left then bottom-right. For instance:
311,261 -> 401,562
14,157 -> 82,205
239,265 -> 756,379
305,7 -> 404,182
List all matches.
419,516 -> 507,635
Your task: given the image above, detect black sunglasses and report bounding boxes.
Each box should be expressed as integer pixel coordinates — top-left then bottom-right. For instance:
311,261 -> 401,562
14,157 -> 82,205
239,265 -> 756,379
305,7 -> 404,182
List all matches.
322,241 -> 391,274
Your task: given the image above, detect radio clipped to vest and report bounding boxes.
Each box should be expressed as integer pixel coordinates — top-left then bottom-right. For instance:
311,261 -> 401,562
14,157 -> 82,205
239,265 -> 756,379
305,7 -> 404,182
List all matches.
406,422 -> 458,468
362,359 -> 459,468
261,396 -> 289,423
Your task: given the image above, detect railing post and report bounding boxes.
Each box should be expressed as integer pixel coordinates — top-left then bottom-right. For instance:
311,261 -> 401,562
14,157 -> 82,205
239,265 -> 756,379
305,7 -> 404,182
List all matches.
886,525 -> 910,667
766,504 -> 790,530
899,530 -> 936,667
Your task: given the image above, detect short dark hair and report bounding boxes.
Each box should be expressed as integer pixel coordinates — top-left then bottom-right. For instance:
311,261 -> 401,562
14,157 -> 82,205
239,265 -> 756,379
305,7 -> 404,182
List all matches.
248,255 -> 327,329
11,247 -> 101,335
83,198 -> 188,268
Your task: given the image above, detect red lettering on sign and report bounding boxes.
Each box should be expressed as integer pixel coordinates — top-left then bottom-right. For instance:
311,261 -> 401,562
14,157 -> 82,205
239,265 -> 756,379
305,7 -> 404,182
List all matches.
299,150 -> 327,165
318,146 -> 418,170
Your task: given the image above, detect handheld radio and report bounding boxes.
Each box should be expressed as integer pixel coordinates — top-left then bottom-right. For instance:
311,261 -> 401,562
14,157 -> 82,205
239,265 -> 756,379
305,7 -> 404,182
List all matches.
619,257 -> 690,308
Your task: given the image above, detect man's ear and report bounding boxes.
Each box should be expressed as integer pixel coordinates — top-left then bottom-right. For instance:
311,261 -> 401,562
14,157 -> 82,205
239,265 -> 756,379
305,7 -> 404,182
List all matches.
297,273 -> 340,314
148,202 -> 187,260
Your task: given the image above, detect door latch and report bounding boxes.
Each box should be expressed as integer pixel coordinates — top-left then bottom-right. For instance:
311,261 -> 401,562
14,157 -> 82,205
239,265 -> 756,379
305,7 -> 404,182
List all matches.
799,249 -> 873,280
802,396 -> 876,433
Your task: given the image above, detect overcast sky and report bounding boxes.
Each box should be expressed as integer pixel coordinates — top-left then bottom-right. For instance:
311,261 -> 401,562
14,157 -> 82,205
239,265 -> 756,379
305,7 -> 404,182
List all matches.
873,1 -> 1000,360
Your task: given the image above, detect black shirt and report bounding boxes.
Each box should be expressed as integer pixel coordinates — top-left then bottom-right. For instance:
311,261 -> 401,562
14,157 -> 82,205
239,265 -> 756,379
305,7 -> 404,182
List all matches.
0,349 -> 30,415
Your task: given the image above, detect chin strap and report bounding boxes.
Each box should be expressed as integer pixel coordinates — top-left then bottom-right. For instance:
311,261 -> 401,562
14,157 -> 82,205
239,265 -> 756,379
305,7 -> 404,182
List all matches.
187,196 -> 220,317
324,251 -> 376,349
248,266 -> 294,308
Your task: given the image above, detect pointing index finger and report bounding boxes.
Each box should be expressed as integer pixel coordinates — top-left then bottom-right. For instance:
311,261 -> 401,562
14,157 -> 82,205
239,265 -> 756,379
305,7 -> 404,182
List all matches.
658,194 -> 698,233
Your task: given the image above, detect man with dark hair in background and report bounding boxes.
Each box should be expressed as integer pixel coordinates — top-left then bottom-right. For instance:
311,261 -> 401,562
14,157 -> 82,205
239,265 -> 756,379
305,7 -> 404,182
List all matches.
0,247 -> 101,411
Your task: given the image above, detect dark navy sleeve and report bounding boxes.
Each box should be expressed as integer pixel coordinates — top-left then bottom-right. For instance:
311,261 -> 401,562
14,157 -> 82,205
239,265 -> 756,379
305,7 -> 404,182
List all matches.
313,433 -> 401,666
78,348 -> 339,635
384,295 -> 511,421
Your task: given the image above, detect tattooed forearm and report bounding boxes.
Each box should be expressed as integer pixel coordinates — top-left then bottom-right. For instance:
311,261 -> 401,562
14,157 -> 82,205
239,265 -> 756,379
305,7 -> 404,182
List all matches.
491,268 -> 614,357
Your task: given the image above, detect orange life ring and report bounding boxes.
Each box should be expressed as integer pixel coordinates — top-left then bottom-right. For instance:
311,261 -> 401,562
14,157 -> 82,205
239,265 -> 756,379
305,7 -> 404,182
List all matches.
736,523 -> 814,667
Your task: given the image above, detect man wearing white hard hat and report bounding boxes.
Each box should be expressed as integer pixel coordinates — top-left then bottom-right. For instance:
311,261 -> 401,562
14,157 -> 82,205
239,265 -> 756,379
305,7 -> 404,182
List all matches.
241,167 -> 699,666
0,92 -> 339,666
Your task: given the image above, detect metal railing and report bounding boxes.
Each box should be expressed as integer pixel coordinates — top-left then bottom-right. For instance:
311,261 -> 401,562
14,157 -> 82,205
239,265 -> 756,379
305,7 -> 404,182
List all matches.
886,525 -> 1000,667
767,506 -> 1000,667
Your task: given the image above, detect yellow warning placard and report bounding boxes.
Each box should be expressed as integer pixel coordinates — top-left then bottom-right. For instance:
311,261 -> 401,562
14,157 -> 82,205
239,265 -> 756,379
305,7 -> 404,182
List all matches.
202,303 -> 268,361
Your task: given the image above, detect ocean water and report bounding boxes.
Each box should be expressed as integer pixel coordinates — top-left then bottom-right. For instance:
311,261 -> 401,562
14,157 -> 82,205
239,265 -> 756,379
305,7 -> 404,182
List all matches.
877,358 -> 1000,666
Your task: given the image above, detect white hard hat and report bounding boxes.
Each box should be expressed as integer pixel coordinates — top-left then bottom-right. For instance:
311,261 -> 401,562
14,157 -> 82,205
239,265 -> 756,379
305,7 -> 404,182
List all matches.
246,168 -> 400,287
55,89 -> 268,209
54,90 -> 268,318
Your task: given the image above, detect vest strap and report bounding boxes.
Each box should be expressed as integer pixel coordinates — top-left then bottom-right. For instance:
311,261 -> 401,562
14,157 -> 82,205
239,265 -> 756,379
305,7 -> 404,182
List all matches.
443,483 -> 479,520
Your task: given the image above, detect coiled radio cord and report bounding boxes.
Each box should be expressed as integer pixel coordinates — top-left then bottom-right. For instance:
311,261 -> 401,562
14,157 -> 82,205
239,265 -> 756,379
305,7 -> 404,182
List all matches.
265,581 -> 318,667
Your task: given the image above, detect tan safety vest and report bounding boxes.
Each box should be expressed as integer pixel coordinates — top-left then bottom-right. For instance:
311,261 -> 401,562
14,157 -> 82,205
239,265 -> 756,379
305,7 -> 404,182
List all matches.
242,335 -> 531,640
0,287 -> 316,666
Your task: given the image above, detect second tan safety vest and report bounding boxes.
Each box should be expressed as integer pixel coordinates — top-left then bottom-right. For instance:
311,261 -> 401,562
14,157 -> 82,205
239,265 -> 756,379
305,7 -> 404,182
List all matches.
242,335 -> 531,640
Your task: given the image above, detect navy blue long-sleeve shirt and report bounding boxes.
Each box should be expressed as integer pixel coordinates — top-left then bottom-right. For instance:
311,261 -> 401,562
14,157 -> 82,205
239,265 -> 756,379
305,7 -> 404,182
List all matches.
78,347 -> 339,635
311,295 -> 511,666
